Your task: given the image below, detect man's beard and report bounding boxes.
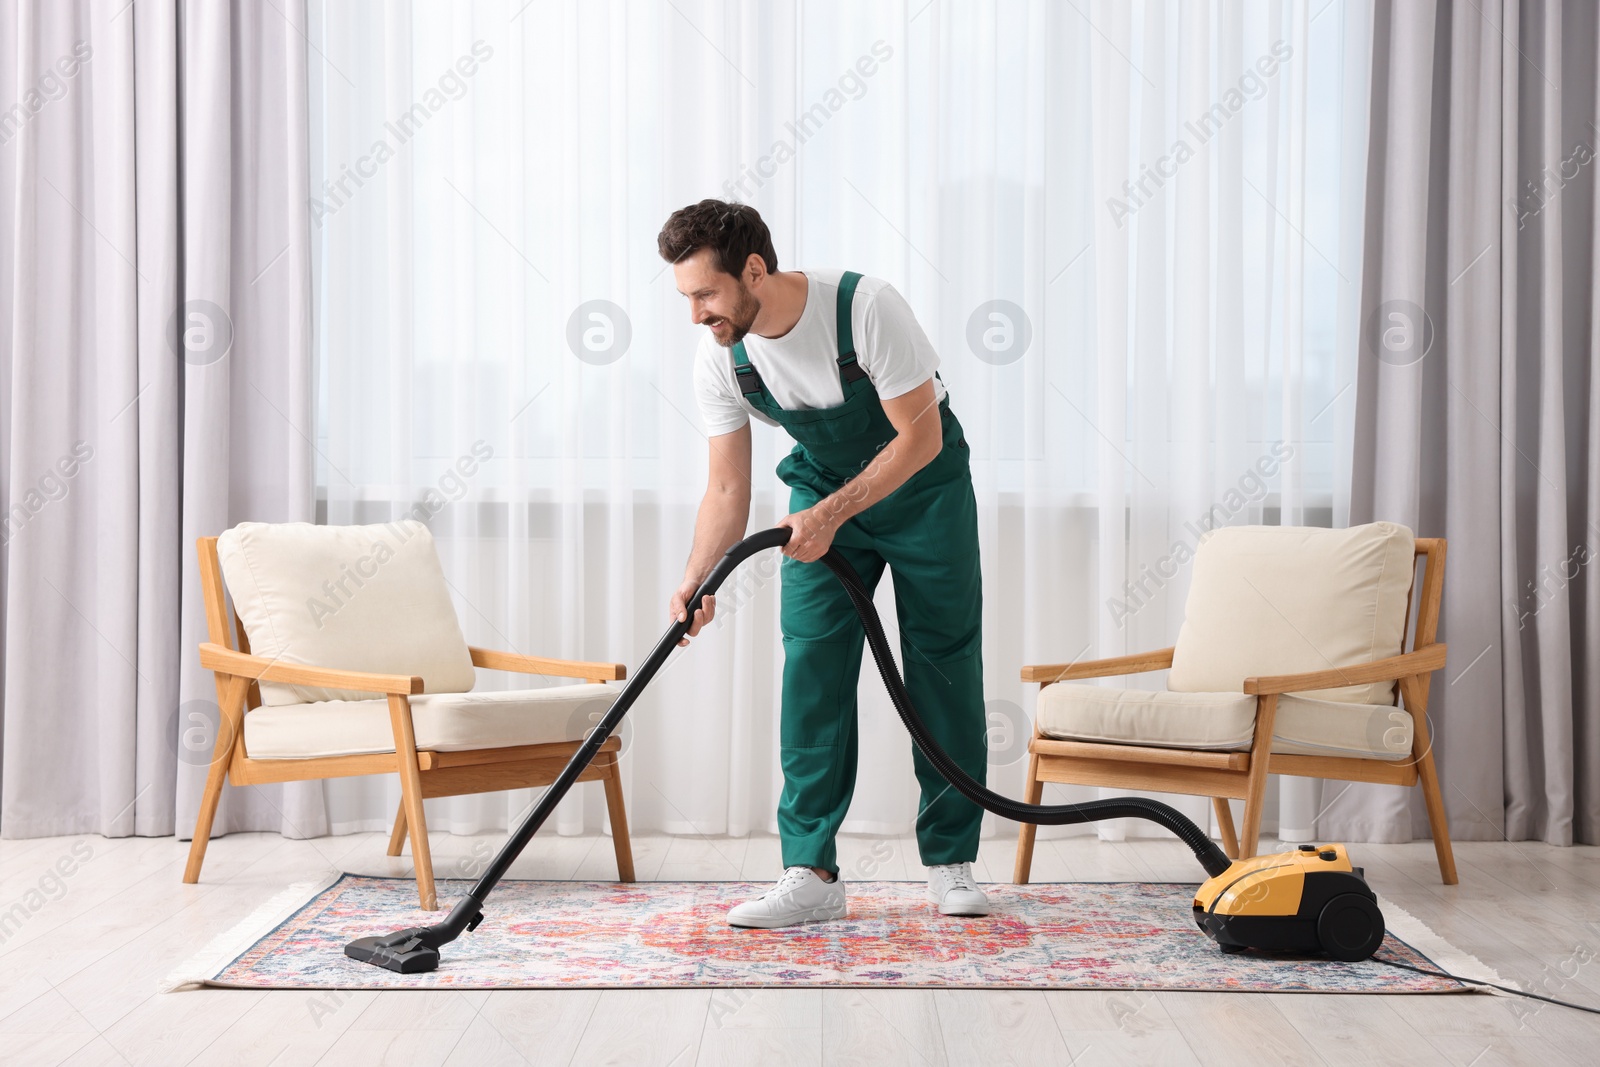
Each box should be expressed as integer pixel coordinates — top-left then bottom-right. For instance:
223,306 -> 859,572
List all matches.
709,285 -> 761,348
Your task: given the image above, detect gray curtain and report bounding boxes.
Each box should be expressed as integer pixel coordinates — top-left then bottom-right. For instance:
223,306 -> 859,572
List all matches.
0,0 -> 319,840
1334,0 -> 1599,845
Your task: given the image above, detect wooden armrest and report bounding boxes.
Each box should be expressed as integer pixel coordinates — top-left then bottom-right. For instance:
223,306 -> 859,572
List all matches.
1021,647 -> 1175,685
469,646 -> 627,681
198,643 -> 423,696
1244,643 -> 1448,696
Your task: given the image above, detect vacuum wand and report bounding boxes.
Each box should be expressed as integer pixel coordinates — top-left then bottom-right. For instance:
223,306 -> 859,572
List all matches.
344,528 -> 793,971
346,527 -> 1230,973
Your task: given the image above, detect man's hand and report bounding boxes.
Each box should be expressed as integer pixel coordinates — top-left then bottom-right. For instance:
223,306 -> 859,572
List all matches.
769,381 -> 942,566
777,506 -> 838,563
669,578 -> 714,647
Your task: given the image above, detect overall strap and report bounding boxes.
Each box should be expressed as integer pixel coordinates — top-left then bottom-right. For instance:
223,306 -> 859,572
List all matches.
732,271 -> 866,400
835,272 -> 868,384
731,340 -> 765,396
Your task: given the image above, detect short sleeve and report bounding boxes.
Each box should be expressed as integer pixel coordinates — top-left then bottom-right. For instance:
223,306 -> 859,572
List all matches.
692,335 -> 751,436
855,282 -> 940,401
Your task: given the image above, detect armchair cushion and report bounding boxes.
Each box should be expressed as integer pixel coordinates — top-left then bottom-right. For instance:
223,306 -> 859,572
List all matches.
242,683 -> 622,759
1035,683 -> 1415,761
1168,522 -> 1415,705
217,521 -> 476,705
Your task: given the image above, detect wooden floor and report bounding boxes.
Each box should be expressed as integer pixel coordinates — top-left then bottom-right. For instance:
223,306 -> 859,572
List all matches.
0,827 -> 1595,1065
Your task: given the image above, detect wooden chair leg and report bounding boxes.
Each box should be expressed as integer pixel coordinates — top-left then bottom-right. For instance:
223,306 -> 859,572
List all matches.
400,786 -> 436,911
183,764 -> 229,884
387,695 -> 437,910
1416,751 -> 1458,885
1239,769 -> 1272,858
184,675 -> 249,884
599,753 -> 636,882
1400,675 -> 1458,885
1420,729 -> 1459,889
387,799 -> 409,857
1239,694 -> 1280,858
1013,746 -> 1046,884
1212,796 -> 1240,860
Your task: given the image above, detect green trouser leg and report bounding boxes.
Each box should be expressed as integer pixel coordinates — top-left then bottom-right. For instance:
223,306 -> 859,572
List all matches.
776,468 -> 986,873
776,533 -> 885,876
877,473 -> 986,866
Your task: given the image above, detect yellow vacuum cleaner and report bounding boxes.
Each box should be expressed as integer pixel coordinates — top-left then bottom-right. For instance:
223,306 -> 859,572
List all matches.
348,529 -> 1384,972
1194,843 -> 1384,961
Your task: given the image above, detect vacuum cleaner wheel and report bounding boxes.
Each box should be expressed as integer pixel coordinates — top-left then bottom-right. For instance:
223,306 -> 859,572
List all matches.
1316,893 -> 1385,962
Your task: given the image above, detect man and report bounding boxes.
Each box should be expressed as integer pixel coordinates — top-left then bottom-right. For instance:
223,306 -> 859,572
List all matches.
659,199 -> 989,929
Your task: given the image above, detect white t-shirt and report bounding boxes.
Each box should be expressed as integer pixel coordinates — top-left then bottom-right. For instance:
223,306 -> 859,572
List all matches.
692,270 -> 946,436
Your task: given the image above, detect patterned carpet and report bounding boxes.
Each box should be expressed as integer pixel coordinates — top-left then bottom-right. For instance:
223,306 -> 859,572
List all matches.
164,874 -> 1482,992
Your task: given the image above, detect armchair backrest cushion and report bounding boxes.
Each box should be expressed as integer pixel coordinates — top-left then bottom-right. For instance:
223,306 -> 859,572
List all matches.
1168,522 -> 1415,705
216,520 -> 476,705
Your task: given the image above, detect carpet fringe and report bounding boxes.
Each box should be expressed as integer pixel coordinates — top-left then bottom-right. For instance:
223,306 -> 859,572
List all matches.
159,871 -> 344,993
1377,894 -> 1517,992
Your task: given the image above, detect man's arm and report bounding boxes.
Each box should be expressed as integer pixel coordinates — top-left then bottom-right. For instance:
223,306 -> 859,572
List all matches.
778,378 -> 943,562
669,424 -> 753,645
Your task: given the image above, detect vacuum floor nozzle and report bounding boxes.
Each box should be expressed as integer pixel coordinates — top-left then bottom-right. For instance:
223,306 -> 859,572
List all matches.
343,930 -> 441,973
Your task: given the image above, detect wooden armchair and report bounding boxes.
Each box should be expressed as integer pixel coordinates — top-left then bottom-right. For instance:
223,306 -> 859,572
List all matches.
1013,526 -> 1456,886
185,523 -> 635,910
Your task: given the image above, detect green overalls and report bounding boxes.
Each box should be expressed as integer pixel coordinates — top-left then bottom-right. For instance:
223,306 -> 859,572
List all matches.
732,272 -> 987,876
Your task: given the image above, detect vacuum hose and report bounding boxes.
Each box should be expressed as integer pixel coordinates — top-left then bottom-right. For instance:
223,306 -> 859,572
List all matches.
814,547 -> 1232,879
347,527 -> 1230,970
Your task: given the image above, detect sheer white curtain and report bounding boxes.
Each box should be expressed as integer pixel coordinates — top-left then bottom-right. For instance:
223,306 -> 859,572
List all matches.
306,0 -> 1370,847
1085,0 -> 1373,840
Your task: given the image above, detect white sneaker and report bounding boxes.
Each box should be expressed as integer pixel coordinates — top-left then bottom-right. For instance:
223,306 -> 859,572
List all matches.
727,866 -> 848,929
927,862 -> 989,916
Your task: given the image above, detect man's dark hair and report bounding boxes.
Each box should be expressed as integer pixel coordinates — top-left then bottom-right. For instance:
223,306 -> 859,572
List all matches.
657,199 -> 778,279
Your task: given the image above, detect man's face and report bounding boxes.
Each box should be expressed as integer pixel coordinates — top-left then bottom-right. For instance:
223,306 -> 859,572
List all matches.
673,248 -> 761,348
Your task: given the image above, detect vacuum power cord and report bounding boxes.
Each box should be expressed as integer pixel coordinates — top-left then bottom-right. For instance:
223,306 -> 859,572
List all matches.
1372,956 -> 1600,1017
